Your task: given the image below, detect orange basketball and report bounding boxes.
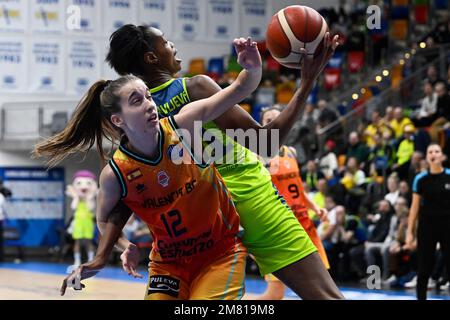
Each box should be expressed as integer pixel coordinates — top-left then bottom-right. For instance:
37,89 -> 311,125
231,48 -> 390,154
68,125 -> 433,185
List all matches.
266,5 -> 328,69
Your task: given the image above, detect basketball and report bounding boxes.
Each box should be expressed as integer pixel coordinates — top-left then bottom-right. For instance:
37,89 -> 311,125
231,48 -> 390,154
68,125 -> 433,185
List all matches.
266,5 -> 329,69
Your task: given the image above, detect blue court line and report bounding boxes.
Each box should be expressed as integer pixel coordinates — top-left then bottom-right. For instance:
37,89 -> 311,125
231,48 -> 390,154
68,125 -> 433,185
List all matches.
1,262 -> 449,300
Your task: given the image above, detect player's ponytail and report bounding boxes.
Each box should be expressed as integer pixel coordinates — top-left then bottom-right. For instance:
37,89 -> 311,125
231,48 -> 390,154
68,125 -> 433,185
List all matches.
33,75 -> 139,166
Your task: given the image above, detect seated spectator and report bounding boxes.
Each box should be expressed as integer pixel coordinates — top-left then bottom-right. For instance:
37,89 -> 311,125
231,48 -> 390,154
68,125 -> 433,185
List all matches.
429,82 -> 450,143
346,131 -> 370,166
301,160 -> 325,192
349,200 -> 394,279
398,180 -> 412,205
425,65 -> 444,87
317,100 -> 345,153
393,124 -> 416,180
362,163 -> 386,212
367,132 -> 394,175
318,205 -> 345,276
412,82 -> 438,127
384,198 -> 417,287
308,179 -> 328,225
363,110 -> 394,148
317,99 -> 339,126
319,140 -> 338,180
384,173 -> 400,207
390,106 -> 413,139
407,151 -> 424,185
341,157 -> 367,214
384,106 -> 395,124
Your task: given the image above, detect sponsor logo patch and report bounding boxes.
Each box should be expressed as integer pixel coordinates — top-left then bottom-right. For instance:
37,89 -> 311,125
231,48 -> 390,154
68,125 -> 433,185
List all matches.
126,169 -> 143,182
148,275 -> 180,298
158,170 -> 170,188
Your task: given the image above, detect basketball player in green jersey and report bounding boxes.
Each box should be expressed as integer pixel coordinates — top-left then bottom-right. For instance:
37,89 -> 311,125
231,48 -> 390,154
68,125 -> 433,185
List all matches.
104,25 -> 343,299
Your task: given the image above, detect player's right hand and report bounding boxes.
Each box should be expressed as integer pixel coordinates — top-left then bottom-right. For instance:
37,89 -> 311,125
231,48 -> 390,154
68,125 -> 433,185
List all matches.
120,243 -> 143,279
60,266 -> 86,296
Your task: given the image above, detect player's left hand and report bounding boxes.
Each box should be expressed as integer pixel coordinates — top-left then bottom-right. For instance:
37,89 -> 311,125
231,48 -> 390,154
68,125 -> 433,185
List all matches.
233,37 -> 262,71
299,32 -> 340,85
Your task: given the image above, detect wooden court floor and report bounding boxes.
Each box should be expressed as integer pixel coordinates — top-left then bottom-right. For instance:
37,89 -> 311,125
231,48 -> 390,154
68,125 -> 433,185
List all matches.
0,268 -> 260,300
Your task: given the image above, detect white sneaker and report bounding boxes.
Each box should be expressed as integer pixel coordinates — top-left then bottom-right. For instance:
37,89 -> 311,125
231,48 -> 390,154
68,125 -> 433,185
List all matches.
383,275 -> 397,285
428,278 -> 436,289
405,276 -> 417,288
440,281 -> 449,290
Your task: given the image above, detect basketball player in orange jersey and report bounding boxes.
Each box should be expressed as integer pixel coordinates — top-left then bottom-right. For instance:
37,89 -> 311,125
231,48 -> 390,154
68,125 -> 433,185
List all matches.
105,25 -> 344,299
34,38 -> 262,299
254,106 -> 331,300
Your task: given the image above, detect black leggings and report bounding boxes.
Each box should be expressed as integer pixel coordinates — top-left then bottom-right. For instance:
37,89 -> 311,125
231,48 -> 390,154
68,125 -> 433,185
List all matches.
416,215 -> 450,300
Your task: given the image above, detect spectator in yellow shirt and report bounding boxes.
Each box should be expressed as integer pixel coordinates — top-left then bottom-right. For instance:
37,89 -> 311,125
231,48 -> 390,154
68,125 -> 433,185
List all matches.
390,106 -> 413,139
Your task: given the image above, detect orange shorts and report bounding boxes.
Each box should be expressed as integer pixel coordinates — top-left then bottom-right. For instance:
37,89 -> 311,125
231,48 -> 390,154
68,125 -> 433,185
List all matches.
264,220 -> 330,283
145,238 -> 247,300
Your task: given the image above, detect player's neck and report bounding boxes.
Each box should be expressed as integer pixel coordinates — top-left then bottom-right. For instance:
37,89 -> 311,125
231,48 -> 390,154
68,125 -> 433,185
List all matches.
143,70 -> 174,89
429,165 -> 444,174
125,129 -> 160,160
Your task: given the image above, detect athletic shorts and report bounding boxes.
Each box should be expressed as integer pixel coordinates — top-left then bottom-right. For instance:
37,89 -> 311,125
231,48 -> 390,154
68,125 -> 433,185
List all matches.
235,183 -> 317,275
144,238 -> 247,300
264,219 -> 330,283
72,218 -> 95,240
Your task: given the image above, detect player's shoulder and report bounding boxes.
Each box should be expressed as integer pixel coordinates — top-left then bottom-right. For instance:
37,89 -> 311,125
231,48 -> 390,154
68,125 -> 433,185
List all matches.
186,74 -> 219,92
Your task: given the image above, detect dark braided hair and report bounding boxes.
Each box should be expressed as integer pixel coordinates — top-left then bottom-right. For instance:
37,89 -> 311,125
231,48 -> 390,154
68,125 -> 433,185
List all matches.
106,24 -> 157,76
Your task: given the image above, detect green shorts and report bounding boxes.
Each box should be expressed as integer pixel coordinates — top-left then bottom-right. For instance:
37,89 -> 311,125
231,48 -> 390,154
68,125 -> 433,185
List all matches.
234,183 -> 317,275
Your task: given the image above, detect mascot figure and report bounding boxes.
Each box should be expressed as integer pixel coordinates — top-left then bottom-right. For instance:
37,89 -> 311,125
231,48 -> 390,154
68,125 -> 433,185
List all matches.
66,170 -> 98,269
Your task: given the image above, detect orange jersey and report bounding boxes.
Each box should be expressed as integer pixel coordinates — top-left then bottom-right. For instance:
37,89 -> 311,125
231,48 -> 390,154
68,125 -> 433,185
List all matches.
268,146 -> 309,221
267,146 -> 330,269
110,117 -> 241,263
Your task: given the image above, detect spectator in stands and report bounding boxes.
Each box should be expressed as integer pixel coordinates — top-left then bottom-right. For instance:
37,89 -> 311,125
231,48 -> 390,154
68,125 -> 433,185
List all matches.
367,132 -> 394,175
296,102 -> 318,161
384,173 -> 400,207
446,66 -> 450,91
309,179 -> 329,225
0,179 -> 12,263
319,140 -> 338,180
432,16 -> 450,44
425,65 -> 444,87
390,107 -> 413,139
341,157 -> 366,214
302,160 -> 325,192
349,200 -> 394,279
317,99 -> 339,127
393,124 -> 416,180
346,131 -> 370,166
384,199 -> 416,287
399,180 -> 412,206
364,110 -> 393,148
0,188 -> 5,262
412,82 -> 438,127
384,106 -> 395,124
407,151 -> 424,185
316,100 -> 345,154
429,82 -> 450,142
318,205 -> 346,277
